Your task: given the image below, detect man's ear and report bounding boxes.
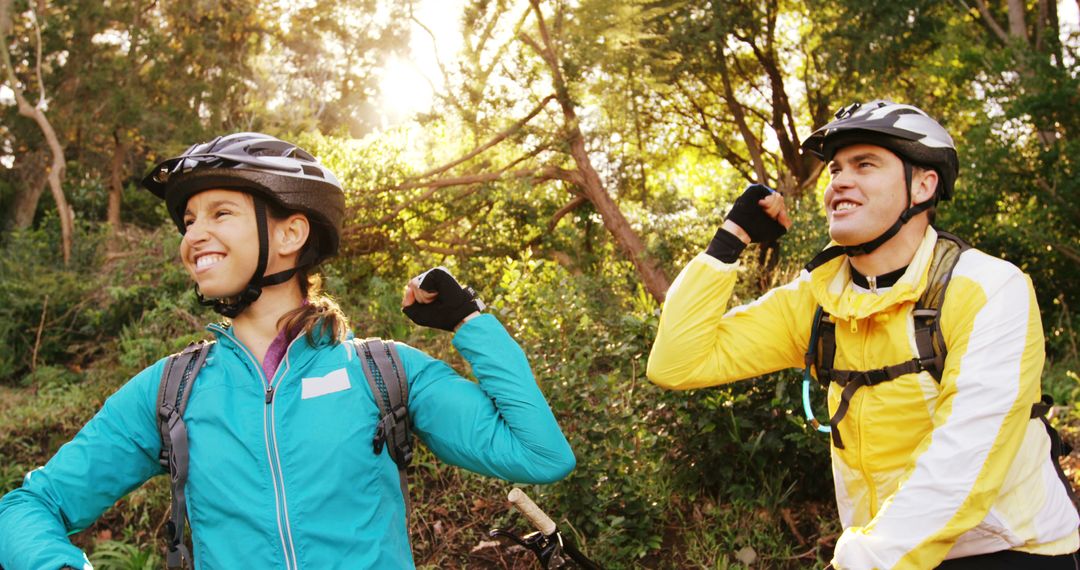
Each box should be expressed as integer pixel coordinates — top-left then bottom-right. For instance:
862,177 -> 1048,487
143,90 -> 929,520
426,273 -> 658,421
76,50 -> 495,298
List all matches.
275,213 -> 310,256
911,168 -> 939,206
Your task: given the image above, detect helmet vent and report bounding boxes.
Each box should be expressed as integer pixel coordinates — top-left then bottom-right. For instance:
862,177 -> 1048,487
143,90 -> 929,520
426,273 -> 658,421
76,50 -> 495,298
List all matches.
301,164 -> 324,178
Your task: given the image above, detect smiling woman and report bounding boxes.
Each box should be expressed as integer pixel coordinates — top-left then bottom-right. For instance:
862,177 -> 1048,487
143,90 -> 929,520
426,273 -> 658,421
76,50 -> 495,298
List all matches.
0,131 -> 575,570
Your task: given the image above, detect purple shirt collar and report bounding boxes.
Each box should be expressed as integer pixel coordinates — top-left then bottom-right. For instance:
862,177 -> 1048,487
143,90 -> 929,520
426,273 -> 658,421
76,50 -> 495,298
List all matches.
262,299 -> 307,380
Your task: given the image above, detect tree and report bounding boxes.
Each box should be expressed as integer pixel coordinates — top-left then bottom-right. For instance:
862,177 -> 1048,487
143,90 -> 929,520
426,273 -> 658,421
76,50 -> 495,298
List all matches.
359,0 -> 673,301
1,0 -> 73,262
1,0 -> 410,241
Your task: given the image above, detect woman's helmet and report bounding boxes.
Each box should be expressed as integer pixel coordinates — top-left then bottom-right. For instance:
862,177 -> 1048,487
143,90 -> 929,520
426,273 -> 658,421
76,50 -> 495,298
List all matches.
800,101 -> 960,271
142,133 -> 346,317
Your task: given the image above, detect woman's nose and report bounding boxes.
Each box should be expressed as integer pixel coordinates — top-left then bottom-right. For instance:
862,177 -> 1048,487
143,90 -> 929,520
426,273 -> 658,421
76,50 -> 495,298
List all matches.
183,218 -> 208,244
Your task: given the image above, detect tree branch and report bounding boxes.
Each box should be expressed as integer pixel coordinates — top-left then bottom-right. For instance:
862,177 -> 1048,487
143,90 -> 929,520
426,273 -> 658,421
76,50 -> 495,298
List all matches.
971,0 -> 1011,44
410,95 -> 555,182
525,195 -> 588,249
360,164 -> 580,230
0,1 -> 73,263
675,80 -> 755,182
31,5 -> 43,107
547,195 -> 587,232
717,44 -> 767,183
409,9 -> 451,94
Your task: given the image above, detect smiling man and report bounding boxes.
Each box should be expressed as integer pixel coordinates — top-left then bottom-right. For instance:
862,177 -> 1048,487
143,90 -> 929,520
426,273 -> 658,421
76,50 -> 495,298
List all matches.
647,101 -> 1079,569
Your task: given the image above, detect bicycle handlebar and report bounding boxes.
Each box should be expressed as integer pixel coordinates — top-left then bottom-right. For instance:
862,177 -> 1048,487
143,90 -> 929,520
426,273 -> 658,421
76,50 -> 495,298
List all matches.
508,488 -> 558,536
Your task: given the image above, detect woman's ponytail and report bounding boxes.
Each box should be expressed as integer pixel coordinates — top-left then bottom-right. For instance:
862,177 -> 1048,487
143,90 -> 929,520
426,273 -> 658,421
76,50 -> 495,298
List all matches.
277,270 -> 349,344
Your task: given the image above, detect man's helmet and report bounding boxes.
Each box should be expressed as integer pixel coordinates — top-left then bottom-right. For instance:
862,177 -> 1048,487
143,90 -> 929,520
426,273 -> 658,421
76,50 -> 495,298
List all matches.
142,133 -> 346,317
800,101 -> 960,272
801,100 -> 959,201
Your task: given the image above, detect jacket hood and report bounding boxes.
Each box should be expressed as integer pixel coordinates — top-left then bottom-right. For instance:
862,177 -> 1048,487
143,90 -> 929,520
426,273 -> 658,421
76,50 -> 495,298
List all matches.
808,226 -> 938,322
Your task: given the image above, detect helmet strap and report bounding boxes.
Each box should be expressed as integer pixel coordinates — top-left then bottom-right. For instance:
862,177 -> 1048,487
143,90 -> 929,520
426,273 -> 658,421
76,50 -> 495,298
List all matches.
260,248 -> 318,287
194,198 -> 320,317
805,161 -> 935,273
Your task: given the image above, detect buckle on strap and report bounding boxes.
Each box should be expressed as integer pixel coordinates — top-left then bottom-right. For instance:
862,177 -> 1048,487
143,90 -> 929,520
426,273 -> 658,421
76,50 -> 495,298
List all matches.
372,405 -> 410,456
912,308 -> 938,321
373,416 -> 389,454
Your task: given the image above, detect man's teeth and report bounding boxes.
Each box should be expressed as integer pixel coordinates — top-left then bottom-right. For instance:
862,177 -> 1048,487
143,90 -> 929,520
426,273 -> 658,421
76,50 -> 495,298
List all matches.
835,202 -> 857,211
196,254 -> 224,269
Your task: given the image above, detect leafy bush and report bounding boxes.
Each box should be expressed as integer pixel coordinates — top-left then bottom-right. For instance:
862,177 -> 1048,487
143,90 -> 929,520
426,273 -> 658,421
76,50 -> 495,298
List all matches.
0,220 -> 106,383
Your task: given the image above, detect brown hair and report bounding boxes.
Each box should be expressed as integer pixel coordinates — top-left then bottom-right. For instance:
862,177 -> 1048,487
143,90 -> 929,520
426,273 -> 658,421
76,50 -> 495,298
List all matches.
276,268 -> 349,344
264,199 -> 348,343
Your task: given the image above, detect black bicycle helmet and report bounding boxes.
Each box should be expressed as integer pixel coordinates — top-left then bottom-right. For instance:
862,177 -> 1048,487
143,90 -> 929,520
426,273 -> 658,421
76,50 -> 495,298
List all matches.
801,101 -> 960,272
142,133 -> 346,317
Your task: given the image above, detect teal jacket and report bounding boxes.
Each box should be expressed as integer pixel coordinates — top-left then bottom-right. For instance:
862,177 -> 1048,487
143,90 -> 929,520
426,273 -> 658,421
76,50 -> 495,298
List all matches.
0,315 -> 575,569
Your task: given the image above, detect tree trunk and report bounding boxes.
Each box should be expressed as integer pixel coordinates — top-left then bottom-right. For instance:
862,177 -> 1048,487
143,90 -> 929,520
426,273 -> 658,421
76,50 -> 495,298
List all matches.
5,150 -> 48,230
108,131 -> 128,233
562,109 -> 671,301
527,0 -> 671,302
1,3 -> 73,263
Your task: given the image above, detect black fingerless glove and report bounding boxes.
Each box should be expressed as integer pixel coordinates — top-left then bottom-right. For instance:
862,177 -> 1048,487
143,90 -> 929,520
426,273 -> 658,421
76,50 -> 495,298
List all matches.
402,267 -> 485,332
724,183 -> 787,244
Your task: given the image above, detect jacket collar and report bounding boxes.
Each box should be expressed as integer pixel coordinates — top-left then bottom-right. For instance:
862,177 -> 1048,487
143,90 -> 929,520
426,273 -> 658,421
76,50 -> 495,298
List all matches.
809,226 -> 938,321
206,322 -> 341,375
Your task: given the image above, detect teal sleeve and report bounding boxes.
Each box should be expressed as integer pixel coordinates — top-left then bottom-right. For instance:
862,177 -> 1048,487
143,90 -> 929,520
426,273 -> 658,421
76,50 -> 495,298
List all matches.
401,314 -> 576,484
0,360 -> 167,570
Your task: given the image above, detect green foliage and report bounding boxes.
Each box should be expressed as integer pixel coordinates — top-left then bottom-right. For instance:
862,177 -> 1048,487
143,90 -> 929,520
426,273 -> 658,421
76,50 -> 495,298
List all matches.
87,540 -> 161,570
0,221 -> 106,383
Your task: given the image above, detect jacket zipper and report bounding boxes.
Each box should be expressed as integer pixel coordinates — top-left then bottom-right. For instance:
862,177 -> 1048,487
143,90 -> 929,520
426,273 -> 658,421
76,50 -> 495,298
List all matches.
209,324 -> 301,569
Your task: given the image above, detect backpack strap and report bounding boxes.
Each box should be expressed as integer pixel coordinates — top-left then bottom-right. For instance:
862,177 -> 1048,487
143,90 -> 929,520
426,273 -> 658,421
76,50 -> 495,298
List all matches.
808,232 -> 970,449
911,231 -> 970,381
1031,395 -> 1079,508
353,338 -> 413,519
157,341 -> 213,570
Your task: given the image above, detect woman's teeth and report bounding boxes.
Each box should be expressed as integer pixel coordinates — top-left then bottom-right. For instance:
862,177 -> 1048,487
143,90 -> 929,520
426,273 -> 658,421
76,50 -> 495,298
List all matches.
196,254 -> 224,269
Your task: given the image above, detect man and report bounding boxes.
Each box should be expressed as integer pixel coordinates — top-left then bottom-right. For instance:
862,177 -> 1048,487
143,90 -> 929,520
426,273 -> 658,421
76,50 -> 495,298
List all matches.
647,100 -> 1078,569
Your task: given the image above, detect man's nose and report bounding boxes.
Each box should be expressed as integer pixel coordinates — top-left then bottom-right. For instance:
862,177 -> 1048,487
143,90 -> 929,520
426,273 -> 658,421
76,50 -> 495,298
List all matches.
829,168 -> 855,191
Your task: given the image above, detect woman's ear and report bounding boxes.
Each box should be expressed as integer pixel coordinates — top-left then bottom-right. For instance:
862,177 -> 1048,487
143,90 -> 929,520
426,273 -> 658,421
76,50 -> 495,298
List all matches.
912,168 -> 939,205
275,213 -> 310,256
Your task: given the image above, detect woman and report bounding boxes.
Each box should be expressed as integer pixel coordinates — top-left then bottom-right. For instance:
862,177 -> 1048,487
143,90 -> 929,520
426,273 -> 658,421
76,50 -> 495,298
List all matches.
0,133 -> 576,570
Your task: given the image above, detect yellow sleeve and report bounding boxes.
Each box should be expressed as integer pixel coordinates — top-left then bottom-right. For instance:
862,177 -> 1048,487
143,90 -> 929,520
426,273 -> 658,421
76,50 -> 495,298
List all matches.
647,253 -> 813,390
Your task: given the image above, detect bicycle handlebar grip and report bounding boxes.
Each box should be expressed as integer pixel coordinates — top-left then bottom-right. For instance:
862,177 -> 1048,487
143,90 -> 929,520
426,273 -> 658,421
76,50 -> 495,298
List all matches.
508,487 -> 557,536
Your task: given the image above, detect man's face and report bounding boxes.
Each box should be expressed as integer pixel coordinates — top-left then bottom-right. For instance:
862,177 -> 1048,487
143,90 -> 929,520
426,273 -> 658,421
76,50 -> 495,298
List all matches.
824,144 -> 909,246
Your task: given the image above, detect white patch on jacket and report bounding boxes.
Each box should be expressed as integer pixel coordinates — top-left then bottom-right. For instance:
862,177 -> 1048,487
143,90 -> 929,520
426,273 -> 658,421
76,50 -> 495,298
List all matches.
301,368 -> 351,399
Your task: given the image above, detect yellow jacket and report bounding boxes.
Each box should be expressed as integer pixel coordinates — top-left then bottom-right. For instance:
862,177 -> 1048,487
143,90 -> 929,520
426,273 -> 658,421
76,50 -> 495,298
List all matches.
648,227 -> 1078,569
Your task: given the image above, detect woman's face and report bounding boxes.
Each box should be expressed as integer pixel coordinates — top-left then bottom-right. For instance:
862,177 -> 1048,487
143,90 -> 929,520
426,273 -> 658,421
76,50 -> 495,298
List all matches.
179,189 -> 262,298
